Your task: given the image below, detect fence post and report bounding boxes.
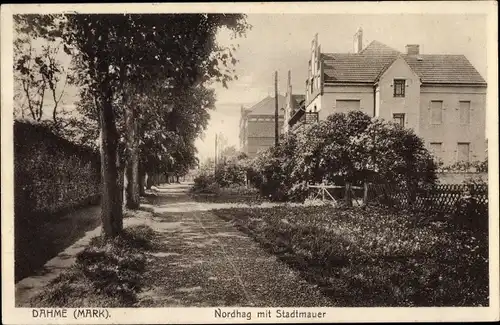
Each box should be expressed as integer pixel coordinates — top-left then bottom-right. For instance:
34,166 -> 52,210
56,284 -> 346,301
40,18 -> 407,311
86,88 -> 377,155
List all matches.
345,182 -> 353,207
363,182 -> 369,206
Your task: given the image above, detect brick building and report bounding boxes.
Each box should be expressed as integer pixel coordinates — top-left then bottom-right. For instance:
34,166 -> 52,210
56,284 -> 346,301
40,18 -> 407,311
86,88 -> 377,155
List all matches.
239,95 -> 286,158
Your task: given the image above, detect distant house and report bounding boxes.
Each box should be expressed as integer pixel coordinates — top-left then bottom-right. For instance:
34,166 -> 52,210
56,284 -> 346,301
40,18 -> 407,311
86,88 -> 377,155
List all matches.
239,95 -> 286,158
292,29 -> 487,165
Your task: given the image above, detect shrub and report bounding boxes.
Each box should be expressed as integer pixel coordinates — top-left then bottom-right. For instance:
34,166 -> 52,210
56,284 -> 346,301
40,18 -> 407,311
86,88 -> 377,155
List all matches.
214,160 -> 247,187
192,173 -> 220,194
193,156 -> 249,194
453,177 -> 488,229
250,111 -> 437,202
440,159 -> 488,173
221,184 -> 259,196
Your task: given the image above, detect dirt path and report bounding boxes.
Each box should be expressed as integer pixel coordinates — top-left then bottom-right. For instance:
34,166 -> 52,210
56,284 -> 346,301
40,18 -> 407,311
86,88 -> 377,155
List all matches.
16,183 -> 334,307
138,183 -> 334,306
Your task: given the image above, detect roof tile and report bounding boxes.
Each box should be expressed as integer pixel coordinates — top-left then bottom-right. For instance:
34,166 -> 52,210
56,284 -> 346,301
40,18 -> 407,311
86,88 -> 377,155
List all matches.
402,54 -> 486,84
322,40 -> 486,85
247,95 -> 286,116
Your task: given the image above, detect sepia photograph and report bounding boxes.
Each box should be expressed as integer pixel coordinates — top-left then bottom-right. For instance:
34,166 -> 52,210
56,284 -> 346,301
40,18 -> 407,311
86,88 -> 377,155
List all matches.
1,2 -> 499,324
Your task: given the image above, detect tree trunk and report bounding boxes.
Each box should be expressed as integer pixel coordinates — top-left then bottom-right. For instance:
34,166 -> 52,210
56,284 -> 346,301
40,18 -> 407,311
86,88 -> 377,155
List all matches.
125,106 -> 140,209
139,166 -> 146,196
146,173 -> 153,189
99,88 -> 123,238
345,182 -> 353,207
122,165 -> 127,209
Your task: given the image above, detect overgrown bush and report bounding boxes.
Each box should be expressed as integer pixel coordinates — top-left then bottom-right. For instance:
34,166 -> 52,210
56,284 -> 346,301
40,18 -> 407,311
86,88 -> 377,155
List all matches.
440,158 -> 488,173
192,173 -> 220,194
453,177 -> 488,229
249,111 -> 437,202
214,160 -> 247,187
192,156 -> 249,194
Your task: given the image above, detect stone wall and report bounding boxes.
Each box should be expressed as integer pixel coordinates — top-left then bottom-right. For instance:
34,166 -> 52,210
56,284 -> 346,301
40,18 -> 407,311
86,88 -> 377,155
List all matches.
14,121 -> 101,220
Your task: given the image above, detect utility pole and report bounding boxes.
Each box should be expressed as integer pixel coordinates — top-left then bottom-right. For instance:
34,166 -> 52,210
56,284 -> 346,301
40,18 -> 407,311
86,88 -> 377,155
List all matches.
274,71 -> 279,147
214,133 -> 218,173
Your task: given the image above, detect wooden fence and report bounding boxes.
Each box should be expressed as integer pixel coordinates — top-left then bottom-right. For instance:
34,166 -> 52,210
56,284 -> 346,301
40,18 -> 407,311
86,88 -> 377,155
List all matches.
367,183 -> 488,215
307,183 -> 367,207
307,182 -> 488,216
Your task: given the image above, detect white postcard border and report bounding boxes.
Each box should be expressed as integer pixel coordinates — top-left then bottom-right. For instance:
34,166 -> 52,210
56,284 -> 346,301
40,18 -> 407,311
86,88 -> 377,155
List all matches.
1,2 -> 499,324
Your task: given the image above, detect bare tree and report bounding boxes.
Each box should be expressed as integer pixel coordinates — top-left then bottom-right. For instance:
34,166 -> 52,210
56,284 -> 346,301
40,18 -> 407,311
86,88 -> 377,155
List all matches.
13,15 -> 68,123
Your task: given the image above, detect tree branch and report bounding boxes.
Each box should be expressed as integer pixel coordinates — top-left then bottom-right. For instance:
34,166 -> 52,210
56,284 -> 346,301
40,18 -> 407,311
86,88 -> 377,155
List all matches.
22,79 -> 36,120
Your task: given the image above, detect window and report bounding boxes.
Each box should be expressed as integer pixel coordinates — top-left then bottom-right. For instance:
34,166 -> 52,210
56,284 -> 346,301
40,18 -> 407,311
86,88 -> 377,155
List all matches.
459,101 -> 471,125
336,99 -> 361,112
430,100 -> 443,124
393,113 -> 405,127
457,142 -> 470,163
393,79 -> 406,97
310,77 -> 314,93
430,142 -> 443,161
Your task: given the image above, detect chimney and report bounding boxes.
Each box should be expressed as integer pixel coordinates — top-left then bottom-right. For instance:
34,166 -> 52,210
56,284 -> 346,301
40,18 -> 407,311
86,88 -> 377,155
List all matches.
353,27 -> 363,53
405,44 -> 420,55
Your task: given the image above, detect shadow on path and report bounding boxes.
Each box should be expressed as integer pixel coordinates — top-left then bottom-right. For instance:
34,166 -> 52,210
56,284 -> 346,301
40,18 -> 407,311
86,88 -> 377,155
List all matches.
138,183 -> 334,307
15,204 -> 101,282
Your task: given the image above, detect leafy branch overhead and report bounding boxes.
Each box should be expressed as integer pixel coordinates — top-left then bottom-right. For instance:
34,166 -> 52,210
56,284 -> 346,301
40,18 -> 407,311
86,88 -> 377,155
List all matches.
13,13 -> 250,236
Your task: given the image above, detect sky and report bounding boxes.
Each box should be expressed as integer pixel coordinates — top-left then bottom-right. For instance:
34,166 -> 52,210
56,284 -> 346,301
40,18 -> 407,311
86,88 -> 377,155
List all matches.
17,13 -> 488,163
196,13 -> 488,162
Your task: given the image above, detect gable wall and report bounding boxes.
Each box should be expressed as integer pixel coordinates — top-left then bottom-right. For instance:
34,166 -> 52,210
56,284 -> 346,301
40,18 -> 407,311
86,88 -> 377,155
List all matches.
318,84 -> 375,120
378,57 -> 422,132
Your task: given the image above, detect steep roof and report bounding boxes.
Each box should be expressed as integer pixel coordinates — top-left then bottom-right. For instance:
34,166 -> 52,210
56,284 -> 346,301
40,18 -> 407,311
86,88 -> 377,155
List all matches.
247,95 -> 286,116
323,52 -> 397,83
322,40 -> 486,85
359,40 -> 400,56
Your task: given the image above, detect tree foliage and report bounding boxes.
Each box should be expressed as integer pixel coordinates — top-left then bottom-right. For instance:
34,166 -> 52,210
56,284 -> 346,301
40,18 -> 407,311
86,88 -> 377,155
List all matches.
63,13 -> 248,235
13,13 -> 250,236
249,111 -> 438,202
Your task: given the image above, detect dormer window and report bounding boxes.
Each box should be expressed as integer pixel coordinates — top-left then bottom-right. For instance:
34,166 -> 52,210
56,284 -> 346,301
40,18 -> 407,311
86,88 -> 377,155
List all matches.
394,79 -> 406,97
